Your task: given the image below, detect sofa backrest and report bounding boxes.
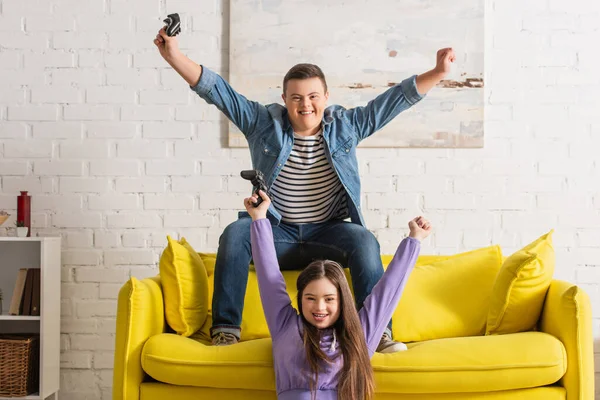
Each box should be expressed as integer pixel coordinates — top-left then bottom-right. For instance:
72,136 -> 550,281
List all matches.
194,245 -> 503,343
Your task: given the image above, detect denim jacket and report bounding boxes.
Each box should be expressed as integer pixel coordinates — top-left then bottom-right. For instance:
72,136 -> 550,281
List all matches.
191,66 -> 424,227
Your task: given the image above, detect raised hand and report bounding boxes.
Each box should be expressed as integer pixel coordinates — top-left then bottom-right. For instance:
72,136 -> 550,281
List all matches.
415,48 -> 456,94
244,190 -> 271,221
154,27 -> 180,61
434,47 -> 456,76
408,216 -> 432,242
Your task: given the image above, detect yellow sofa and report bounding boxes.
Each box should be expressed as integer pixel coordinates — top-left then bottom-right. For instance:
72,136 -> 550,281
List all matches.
112,245 -> 594,400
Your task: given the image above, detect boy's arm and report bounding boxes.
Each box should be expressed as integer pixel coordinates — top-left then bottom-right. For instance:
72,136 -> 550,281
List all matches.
415,69 -> 446,96
155,29 -> 267,138
359,237 -> 421,355
163,51 -> 203,87
343,47 -> 455,141
251,218 -> 297,339
342,77 -> 424,141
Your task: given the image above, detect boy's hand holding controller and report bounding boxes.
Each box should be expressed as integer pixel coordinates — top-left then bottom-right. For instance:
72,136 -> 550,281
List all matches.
153,13 -> 203,87
154,26 -> 179,61
408,216 -> 432,242
154,13 -> 181,61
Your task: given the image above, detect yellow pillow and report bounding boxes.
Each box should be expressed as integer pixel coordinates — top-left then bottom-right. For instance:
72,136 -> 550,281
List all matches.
486,231 -> 555,335
159,236 -> 209,337
194,254 -> 215,343
392,245 -> 503,342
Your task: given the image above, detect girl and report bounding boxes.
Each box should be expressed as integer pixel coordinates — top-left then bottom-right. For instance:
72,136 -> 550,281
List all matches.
245,191 -> 431,400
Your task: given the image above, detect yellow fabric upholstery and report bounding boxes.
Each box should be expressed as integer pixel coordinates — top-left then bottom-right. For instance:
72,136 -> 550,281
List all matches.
393,245 -> 503,341
195,253 -> 312,342
486,231 -> 555,335
539,280 -> 594,399
158,236 -> 208,336
139,383 -> 566,400
195,249 -> 502,343
142,331 -> 565,394
113,245 -> 594,400
113,277 -> 165,400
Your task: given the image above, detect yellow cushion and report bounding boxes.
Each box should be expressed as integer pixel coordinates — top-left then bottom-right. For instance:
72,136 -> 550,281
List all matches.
393,245 -> 503,342
141,331 -> 566,394
486,231 -> 555,335
159,236 -> 209,337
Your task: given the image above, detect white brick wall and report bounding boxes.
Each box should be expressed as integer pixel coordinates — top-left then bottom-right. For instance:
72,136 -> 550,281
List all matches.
0,0 -> 599,398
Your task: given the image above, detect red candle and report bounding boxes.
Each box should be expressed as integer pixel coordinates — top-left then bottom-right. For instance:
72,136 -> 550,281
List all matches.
17,191 -> 31,237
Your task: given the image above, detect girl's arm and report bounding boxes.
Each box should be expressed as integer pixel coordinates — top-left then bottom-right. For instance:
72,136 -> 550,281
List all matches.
251,218 -> 297,340
359,237 -> 421,355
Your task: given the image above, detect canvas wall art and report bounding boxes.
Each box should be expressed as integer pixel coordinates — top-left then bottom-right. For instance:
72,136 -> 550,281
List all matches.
228,0 -> 484,148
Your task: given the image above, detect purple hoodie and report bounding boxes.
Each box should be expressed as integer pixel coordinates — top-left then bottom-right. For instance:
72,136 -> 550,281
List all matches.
251,218 -> 420,400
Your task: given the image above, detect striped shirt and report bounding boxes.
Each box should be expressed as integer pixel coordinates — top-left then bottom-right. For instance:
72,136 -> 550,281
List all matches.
270,131 -> 349,224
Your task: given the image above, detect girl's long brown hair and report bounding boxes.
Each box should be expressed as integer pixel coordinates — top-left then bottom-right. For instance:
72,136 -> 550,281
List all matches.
296,260 -> 375,400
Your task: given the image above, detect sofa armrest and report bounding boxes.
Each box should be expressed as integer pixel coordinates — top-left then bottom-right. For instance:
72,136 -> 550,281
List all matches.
113,276 -> 166,400
539,279 -> 594,399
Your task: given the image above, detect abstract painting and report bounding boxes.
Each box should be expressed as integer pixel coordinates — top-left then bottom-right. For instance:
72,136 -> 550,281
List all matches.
228,0 -> 484,148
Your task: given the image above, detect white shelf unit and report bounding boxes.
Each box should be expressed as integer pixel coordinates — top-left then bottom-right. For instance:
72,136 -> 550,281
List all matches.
0,237 -> 60,400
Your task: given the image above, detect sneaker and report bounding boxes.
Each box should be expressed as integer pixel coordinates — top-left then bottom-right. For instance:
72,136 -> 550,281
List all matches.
376,332 -> 408,353
211,332 -> 239,346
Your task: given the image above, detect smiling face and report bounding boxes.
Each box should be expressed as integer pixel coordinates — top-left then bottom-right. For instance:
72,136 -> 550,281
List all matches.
301,277 -> 340,329
282,77 -> 329,136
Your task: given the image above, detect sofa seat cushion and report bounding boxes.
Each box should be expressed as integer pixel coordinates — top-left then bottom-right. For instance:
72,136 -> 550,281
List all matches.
143,334 -> 276,391
142,331 -> 566,394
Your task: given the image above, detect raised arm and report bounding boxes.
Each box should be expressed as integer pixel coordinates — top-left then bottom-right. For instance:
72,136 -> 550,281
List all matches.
247,192 -> 297,339
342,75 -> 423,141
359,216 -> 432,355
155,27 -> 202,86
343,47 -> 455,141
154,28 -> 267,137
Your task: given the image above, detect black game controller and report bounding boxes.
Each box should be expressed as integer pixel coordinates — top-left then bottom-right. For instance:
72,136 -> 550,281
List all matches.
241,170 -> 269,207
163,13 -> 181,37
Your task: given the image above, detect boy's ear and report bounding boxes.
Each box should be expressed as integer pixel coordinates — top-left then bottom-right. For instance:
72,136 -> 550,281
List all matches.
281,93 -> 286,103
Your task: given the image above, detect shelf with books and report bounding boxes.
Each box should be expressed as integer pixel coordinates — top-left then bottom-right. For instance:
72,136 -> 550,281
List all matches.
0,237 -> 60,400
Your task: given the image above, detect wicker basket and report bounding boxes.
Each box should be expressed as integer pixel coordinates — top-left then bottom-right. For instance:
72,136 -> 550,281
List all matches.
0,335 -> 39,397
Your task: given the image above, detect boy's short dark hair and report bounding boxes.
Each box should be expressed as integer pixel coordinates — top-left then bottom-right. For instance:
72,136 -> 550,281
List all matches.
283,63 -> 328,95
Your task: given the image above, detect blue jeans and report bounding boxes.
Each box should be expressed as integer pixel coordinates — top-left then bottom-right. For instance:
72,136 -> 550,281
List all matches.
210,217 -> 392,338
